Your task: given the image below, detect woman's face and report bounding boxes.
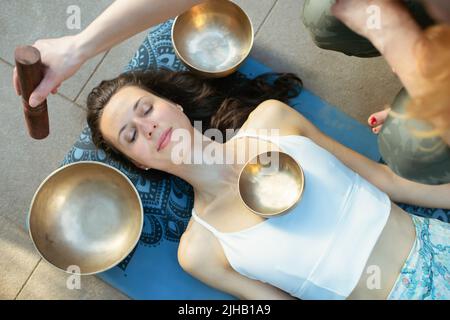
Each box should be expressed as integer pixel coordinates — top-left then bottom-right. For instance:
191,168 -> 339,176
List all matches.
100,85 -> 192,170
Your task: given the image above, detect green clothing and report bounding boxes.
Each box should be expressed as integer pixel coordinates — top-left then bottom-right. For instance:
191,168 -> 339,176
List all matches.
302,0 -> 434,58
378,89 -> 450,185
302,0 -> 449,184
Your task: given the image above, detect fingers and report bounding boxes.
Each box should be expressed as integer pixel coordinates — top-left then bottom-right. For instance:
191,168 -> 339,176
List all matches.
13,67 -> 21,96
28,73 -> 59,107
13,67 -> 61,98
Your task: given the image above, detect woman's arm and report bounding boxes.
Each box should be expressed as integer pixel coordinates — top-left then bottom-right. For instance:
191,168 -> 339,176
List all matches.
304,115 -> 450,209
14,0 -> 203,107
251,100 -> 450,209
178,230 -> 297,300
181,257 -> 298,300
76,0 -> 203,61
331,0 -> 429,97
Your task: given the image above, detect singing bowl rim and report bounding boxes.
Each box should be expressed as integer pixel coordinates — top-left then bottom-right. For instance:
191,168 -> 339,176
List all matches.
238,151 -> 305,218
171,0 -> 254,77
27,161 -> 144,275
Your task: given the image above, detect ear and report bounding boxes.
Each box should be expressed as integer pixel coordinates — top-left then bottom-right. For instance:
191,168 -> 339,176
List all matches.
131,159 -> 148,170
176,104 -> 183,112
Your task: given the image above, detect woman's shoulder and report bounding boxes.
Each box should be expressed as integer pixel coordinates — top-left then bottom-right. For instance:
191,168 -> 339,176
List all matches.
243,99 -> 305,136
178,218 -> 230,273
249,99 -> 290,121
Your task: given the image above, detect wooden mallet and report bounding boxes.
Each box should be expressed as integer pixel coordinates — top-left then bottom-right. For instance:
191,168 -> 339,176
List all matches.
14,45 -> 50,140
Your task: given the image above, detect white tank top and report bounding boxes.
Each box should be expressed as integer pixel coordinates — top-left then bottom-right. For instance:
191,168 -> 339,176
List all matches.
191,131 -> 391,300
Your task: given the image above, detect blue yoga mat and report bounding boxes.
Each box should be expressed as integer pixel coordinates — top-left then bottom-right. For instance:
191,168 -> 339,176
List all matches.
96,58 -> 381,300
55,20 -> 448,300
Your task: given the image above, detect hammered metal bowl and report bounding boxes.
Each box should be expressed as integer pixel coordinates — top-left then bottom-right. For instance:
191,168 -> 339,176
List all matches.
172,0 -> 254,77
28,161 -> 143,275
238,151 -> 305,217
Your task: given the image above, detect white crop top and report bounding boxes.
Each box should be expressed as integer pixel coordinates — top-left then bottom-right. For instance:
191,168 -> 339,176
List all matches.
191,131 -> 391,300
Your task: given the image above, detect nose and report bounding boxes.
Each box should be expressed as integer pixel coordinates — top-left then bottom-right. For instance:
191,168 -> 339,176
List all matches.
135,118 -> 157,139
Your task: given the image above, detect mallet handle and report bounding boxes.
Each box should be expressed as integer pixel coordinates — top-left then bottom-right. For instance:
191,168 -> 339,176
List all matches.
15,46 -> 49,140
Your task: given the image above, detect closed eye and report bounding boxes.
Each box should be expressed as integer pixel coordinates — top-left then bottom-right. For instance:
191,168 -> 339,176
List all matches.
129,130 -> 137,143
143,105 -> 153,115
130,106 -> 152,143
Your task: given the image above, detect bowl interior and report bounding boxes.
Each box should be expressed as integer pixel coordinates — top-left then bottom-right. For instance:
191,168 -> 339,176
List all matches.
239,151 -> 304,217
172,0 -> 253,74
28,162 -> 143,275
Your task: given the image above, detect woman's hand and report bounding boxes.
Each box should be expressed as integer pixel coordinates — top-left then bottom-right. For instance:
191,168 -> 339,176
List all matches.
12,0 -> 203,108
13,35 -> 86,107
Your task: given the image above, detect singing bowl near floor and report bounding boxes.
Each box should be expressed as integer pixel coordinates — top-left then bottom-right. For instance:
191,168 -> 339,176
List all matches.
28,161 -> 143,275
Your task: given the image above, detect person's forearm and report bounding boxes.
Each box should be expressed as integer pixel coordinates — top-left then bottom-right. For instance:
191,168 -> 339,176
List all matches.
391,175 -> 450,209
74,0 -> 203,61
365,2 -> 428,97
304,117 -> 450,208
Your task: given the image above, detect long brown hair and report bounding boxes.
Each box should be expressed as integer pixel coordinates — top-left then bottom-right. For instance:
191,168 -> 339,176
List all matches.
86,68 -> 302,167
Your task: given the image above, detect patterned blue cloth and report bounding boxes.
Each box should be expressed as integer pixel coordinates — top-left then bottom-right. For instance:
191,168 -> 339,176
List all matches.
61,19 -> 449,299
62,20 -> 234,300
388,216 -> 450,300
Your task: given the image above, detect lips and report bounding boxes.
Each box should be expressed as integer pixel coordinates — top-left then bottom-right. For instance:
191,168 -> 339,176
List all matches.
157,127 -> 173,152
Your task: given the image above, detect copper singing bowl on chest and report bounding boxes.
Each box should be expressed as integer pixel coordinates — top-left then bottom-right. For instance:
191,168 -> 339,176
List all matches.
172,0 -> 254,78
28,162 -> 143,275
238,151 -> 305,217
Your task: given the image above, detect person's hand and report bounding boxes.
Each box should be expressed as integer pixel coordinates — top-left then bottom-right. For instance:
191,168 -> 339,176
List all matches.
13,35 -> 86,107
331,0 -> 406,38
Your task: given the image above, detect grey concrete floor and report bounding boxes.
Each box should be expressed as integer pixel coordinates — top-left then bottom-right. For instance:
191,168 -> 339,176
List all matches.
0,0 -> 402,300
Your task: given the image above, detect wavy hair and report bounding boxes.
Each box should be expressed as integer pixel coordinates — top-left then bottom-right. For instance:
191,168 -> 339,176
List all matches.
86,69 -> 302,167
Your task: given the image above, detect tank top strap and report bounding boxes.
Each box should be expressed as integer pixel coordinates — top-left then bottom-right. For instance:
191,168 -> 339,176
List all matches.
230,129 -> 276,143
191,209 -> 223,238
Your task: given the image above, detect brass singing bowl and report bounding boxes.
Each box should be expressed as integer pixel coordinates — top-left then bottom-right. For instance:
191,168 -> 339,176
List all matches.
238,151 -> 305,217
172,0 -> 254,78
28,162 -> 143,275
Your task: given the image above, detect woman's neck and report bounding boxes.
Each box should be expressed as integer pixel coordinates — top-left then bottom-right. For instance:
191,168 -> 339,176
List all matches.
167,131 -> 239,204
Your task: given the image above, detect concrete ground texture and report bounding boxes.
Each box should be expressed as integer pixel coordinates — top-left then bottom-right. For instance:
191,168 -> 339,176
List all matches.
0,0 -> 402,300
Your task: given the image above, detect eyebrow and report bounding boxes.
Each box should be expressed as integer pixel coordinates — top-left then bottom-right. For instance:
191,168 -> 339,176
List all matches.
117,96 -> 144,141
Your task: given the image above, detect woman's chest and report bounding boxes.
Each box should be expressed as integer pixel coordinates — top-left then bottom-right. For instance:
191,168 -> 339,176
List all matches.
194,194 -> 267,234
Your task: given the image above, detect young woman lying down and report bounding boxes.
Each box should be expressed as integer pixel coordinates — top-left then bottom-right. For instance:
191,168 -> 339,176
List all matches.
86,70 -> 449,300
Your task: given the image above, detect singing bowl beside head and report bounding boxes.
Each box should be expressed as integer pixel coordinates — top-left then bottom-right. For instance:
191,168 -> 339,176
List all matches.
172,0 -> 254,78
238,151 -> 305,218
28,161 -> 143,275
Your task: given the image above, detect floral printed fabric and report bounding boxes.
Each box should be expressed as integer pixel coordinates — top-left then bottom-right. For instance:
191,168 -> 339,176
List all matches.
388,216 -> 450,300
